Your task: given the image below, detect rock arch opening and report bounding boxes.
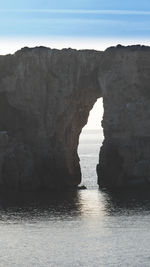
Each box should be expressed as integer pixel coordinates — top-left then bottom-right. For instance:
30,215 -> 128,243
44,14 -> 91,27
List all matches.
78,98 -> 104,188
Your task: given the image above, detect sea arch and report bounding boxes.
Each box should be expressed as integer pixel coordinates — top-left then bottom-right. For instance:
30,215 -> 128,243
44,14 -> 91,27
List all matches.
0,45 -> 149,191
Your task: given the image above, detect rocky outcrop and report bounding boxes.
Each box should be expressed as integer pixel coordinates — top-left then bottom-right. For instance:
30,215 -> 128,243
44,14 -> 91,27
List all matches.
0,47 -> 102,191
97,45 -> 150,189
1,44 -> 150,191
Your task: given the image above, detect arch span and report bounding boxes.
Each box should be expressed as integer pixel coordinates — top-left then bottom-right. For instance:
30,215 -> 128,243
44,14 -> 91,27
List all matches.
0,47 -> 102,191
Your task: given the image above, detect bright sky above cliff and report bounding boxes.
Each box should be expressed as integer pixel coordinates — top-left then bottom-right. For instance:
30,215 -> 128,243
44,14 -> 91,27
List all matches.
1,0 -> 150,55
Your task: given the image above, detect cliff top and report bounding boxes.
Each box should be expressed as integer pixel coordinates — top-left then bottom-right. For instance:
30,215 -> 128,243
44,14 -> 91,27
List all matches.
1,44 -> 150,57
106,44 -> 150,52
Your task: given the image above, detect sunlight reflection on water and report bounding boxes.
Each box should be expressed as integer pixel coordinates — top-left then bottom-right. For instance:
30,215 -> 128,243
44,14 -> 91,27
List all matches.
0,189 -> 150,266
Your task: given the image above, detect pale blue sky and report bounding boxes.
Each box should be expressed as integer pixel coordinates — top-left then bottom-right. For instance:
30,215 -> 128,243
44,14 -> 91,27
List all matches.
1,0 -> 150,41
0,0 -> 150,11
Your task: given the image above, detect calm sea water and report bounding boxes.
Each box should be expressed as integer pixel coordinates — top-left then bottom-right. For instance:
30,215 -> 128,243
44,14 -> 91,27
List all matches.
78,129 -> 103,189
1,130 -> 150,266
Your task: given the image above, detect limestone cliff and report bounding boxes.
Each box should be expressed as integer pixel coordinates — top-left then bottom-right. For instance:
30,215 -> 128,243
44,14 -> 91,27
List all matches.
97,45 -> 150,189
1,45 -> 150,192
0,47 -> 102,191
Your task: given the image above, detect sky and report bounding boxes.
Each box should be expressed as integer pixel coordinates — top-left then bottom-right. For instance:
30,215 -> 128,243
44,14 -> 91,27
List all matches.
1,0 -> 150,54
83,98 -> 103,130
1,0 -> 150,128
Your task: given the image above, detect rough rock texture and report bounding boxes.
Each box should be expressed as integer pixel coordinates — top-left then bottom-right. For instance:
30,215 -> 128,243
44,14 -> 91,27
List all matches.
0,47 -> 102,191
1,44 -> 150,191
97,45 -> 150,189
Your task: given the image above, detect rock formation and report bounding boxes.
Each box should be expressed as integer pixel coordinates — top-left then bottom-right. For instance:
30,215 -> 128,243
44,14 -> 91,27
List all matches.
0,47 -> 102,191
0,44 -> 150,191
97,45 -> 150,189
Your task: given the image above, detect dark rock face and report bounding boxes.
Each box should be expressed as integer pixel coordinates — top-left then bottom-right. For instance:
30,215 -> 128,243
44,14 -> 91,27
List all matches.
97,45 -> 150,189
1,45 -> 150,191
0,47 -> 102,191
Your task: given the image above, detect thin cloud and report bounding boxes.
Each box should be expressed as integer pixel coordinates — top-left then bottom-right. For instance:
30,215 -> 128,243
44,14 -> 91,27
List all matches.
0,9 -> 150,15
1,17 -> 121,25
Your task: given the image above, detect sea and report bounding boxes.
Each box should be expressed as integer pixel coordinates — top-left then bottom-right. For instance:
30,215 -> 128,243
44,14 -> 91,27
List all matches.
0,129 -> 150,266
